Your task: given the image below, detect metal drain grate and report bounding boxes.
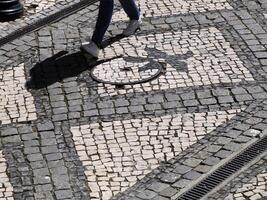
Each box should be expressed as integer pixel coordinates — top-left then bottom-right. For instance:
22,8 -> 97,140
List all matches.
178,134 -> 267,200
0,0 -> 98,47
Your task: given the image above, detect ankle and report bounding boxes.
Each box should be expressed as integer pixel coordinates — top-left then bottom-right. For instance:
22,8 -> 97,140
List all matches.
130,18 -> 140,21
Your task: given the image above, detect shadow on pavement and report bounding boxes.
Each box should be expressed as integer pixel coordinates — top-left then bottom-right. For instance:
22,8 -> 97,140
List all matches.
101,34 -> 193,73
25,50 -> 118,90
25,38 -> 193,90
124,47 -> 193,73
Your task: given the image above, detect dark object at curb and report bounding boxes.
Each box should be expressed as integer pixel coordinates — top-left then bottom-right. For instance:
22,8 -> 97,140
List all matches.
0,0 -> 23,22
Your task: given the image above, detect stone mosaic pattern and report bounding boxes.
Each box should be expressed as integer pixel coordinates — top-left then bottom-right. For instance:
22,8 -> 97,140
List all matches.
0,64 -> 36,125
225,170 -> 267,200
0,151 -> 13,200
0,0 -> 234,40
115,101 -> 267,200
0,0 -> 266,199
209,151 -> 267,200
91,56 -> 162,85
71,109 -> 241,200
0,0 -> 99,39
22,0 -> 63,15
95,27 -> 254,97
112,0 -> 233,20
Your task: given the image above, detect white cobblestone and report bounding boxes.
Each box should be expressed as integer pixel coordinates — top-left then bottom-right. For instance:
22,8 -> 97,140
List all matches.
226,170 -> 267,200
0,64 -> 37,125
94,28 -> 254,97
112,0 -> 233,20
0,151 -> 13,200
71,109 -> 241,199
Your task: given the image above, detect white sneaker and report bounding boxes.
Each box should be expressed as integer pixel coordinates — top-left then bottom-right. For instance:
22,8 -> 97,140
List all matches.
122,19 -> 142,36
80,41 -> 100,59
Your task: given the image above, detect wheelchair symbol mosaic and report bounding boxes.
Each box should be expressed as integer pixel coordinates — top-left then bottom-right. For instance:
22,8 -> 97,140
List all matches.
94,27 -> 254,97
90,54 -> 163,86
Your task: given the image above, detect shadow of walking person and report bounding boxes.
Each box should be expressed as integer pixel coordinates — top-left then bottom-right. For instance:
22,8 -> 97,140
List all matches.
101,34 -> 126,49
25,51 -> 120,90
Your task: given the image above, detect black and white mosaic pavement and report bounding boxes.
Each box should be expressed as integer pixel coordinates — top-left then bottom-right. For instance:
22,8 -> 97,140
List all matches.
209,147 -> 267,200
0,150 -> 13,200
0,63 -> 36,125
90,27 -> 255,97
0,0 -> 99,40
112,0 -> 233,19
223,169 -> 267,199
90,55 -> 163,85
71,109 -> 242,199
0,0 -> 267,199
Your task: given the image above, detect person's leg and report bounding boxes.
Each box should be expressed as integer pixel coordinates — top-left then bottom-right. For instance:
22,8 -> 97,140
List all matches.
119,0 -> 140,20
119,0 -> 141,36
91,0 -> 114,47
81,0 -> 114,58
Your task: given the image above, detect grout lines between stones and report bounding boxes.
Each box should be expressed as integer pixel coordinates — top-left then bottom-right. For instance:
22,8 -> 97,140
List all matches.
0,0 -> 99,42
0,63 -> 37,125
114,100 -> 267,199
111,0 -> 234,21
71,109 -> 243,200
88,27 -> 254,98
0,150 -> 14,200
0,0 -> 267,199
0,121 -> 92,199
209,151 -> 267,200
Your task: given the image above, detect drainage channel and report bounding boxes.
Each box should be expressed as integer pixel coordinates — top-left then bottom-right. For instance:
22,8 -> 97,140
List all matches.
178,134 -> 267,200
0,0 -> 98,47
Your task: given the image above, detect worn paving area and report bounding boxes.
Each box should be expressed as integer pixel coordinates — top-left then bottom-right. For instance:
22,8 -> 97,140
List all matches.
0,0 -> 267,199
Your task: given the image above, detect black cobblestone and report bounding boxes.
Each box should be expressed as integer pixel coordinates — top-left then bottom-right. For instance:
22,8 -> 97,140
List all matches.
1,0 -> 267,199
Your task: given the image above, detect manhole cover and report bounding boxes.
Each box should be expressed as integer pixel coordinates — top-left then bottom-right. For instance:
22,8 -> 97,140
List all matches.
90,56 -> 164,85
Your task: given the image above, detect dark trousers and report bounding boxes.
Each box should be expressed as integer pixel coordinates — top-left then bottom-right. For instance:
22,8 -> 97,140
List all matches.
92,0 -> 140,46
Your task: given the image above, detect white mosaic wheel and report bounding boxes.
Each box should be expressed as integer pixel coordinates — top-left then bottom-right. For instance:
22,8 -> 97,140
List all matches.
90,57 -> 163,85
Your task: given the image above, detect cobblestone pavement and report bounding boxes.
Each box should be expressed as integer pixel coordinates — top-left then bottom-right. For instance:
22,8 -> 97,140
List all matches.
210,153 -> 267,200
0,0 -> 97,39
0,0 -> 267,199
